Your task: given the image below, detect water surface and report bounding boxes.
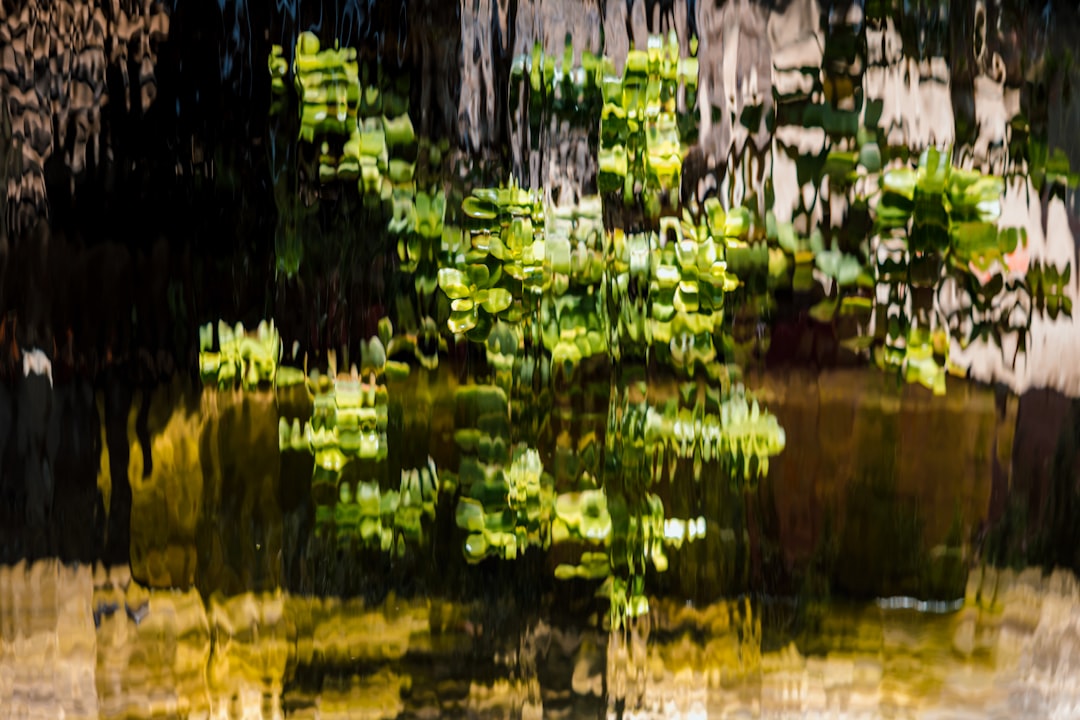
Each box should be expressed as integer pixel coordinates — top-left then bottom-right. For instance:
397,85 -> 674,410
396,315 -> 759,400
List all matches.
2,0 -> 1080,717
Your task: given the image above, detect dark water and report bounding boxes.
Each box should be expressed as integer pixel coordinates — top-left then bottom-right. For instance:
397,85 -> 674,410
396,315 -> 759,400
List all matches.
2,0 -> 1080,717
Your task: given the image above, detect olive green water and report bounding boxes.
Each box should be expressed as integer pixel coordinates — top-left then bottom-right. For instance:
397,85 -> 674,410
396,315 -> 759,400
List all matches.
2,0 -> 1080,717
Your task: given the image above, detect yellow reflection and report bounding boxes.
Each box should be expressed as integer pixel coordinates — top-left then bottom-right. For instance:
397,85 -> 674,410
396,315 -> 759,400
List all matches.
2,561 -> 1080,717
128,400 -> 203,589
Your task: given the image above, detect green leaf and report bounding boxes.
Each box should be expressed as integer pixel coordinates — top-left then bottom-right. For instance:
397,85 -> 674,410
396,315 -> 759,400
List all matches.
858,142 -> 882,172
824,150 -> 858,179
809,297 -> 838,323
383,113 -> 415,148
882,167 -> 917,201
388,158 -> 415,184
704,197 -> 725,236
840,295 -> 873,315
775,221 -> 798,254
999,226 -> 1022,255
916,146 -> 950,195
448,307 -> 477,334
815,242 -> 863,286
481,288 -> 513,314
950,221 -> 999,256
840,334 -> 876,352
438,268 -> 472,299
724,206 -> 750,238
822,105 -> 859,136
463,196 -> 498,220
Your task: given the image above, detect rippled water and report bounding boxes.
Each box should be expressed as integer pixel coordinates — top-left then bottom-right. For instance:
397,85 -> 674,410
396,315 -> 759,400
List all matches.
2,0 -> 1080,717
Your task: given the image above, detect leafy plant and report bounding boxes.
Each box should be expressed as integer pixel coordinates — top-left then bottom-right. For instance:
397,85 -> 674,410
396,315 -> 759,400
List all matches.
198,320 -> 281,390
437,264 -> 513,335
640,385 -> 787,487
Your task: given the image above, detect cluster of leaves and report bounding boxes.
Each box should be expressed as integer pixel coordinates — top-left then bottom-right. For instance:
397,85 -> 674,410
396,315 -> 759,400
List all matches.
1008,111 -> 1080,193
278,372 -> 389,466
598,33 -> 699,216
1028,261 -> 1074,320
877,148 -> 1004,256
264,33 -> 789,624
603,200 -> 744,370
198,320 -> 281,390
550,486 -> 671,632
760,140 -> 1065,395
450,385 -> 554,562
592,392 -> 708,627
637,384 -> 787,489
507,30 -> 698,149
447,381 -> 705,629
271,319 -> 450,554
271,34 -> 361,141
444,186 -> 747,381
539,197 -> 608,368
278,323 -> 400,463
870,148 -> 1018,391
438,183 -> 545,339
545,197 -> 606,286
332,461 -> 439,556
441,190 -> 613,375
397,189 -> 446,271
270,33 -> 448,249
509,36 -> 605,127
541,293 -> 607,372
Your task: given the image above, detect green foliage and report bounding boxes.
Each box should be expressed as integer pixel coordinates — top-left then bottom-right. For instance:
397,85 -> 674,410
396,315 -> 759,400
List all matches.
815,240 -> 863,287
279,374 -> 389,466
460,183 -> 548,291
451,386 -> 554,562
437,265 -> 513,335
597,32 -> 697,214
269,33 -> 435,263
639,385 -> 786,486
602,206 -> 744,370
198,320 -> 280,391
289,33 -> 360,143
541,293 -> 607,371
334,461 -> 439,555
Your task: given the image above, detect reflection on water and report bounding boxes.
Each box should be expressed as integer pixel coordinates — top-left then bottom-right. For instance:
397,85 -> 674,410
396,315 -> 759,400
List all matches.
5,560 -> 1080,717
2,0 -> 1080,716
7,366 -> 1080,716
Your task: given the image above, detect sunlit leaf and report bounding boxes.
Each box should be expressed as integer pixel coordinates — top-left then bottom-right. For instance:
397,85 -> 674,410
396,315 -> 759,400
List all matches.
438,268 -> 472,299
882,167 -> 917,201
724,206 -> 750,238
481,288 -> 513,314
463,196 -> 498,220
448,308 -> 477,334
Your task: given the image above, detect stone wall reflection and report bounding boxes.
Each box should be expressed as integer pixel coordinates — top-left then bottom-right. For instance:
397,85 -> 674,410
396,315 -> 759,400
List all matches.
0,0 -> 169,234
